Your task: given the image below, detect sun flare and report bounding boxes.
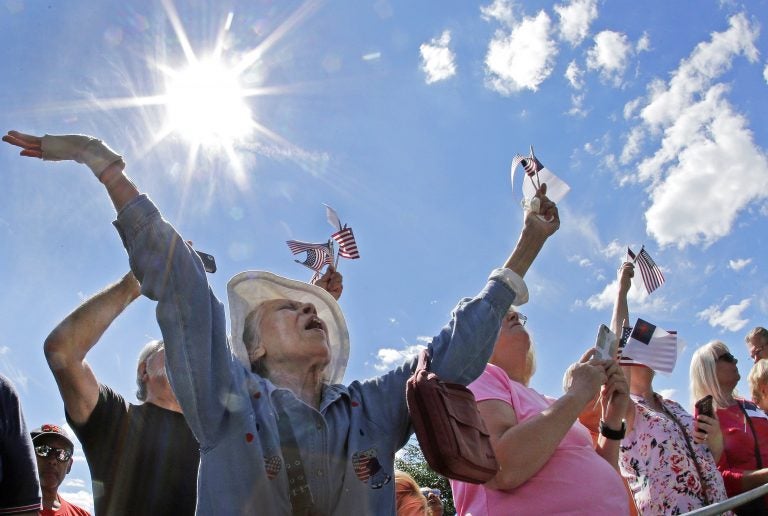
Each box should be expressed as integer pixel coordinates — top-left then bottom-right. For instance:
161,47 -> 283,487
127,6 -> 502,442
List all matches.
164,59 -> 253,147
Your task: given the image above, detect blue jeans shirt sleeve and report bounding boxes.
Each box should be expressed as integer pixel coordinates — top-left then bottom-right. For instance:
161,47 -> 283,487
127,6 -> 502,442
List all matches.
113,194 -> 236,448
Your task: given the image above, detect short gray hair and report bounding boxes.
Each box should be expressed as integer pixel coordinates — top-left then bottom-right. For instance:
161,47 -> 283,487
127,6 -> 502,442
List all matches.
243,304 -> 270,376
136,340 -> 165,401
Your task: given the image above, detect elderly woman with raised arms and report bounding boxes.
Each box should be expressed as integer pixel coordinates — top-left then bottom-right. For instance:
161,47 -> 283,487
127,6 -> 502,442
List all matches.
3,131 -> 560,515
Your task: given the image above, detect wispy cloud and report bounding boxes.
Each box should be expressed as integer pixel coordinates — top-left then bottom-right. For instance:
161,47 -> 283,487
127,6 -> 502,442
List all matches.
620,14 -> 766,248
362,51 -> 381,61
586,30 -> 632,86
419,30 -> 457,84
483,7 -> 557,94
697,298 -> 751,332
565,60 -> 584,89
584,275 -> 670,315
373,339 -> 428,371
554,0 -> 598,47
729,258 -> 752,271
636,31 -> 651,52
763,63 -> 768,84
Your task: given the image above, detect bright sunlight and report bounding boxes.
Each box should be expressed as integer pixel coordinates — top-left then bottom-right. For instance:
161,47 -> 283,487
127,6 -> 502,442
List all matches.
164,58 -> 253,147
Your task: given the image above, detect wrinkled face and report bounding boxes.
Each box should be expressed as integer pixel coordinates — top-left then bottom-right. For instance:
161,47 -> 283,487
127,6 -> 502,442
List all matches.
34,435 -> 72,490
715,350 -> 741,392
490,311 -> 531,377
254,299 -> 330,367
748,335 -> 768,363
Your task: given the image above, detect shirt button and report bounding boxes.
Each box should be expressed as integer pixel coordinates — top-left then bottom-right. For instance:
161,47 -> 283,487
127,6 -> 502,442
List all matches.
316,469 -> 323,477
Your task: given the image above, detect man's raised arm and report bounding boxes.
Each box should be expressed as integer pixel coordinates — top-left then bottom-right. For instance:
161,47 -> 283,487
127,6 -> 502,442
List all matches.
44,273 -> 141,424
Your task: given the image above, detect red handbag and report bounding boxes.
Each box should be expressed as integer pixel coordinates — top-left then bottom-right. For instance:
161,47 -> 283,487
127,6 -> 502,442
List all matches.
406,349 -> 499,483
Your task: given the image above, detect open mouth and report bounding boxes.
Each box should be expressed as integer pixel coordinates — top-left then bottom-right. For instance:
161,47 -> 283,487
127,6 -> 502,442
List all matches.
305,318 -> 324,331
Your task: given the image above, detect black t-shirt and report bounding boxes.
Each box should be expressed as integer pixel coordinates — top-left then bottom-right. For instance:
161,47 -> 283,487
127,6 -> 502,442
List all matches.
67,384 -> 199,516
0,374 -> 41,514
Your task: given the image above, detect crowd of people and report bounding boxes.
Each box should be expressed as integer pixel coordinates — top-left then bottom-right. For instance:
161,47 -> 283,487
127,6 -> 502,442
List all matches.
0,130 -> 767,515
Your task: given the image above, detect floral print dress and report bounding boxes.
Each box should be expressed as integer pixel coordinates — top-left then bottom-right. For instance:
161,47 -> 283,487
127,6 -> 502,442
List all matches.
619,393 -> 731,515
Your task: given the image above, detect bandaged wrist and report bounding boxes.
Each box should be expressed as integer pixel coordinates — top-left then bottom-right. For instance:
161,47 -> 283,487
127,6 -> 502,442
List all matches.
41,134 -> 123,178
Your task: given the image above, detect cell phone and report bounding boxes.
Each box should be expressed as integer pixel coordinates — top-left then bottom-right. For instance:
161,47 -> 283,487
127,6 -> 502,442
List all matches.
195,250 -> 217,273
694,394 -> 714,421
594,324 -> 618,360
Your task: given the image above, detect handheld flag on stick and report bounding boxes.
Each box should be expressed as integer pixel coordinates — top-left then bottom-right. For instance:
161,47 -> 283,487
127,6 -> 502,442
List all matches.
332,228 -> 360,259
510,145 -> 570,207
622,318 -> 677,373
627,246 -> 665,295
286,240 -> 333,281
323,204 -> 361,266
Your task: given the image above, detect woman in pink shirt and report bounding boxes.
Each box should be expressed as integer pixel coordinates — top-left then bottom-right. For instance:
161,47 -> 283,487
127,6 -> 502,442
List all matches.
450,309 -> 630,515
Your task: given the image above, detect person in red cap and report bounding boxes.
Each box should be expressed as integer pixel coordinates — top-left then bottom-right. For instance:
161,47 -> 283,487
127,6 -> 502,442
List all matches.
30,424 -> 89,515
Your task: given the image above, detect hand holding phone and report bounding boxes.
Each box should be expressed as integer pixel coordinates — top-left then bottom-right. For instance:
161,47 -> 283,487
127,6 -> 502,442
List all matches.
594,324 -> 618,360
694,395 -> 714,423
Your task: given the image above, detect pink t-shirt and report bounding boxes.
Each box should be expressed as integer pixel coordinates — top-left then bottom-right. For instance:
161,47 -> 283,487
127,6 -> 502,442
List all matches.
450,364 -> 628,516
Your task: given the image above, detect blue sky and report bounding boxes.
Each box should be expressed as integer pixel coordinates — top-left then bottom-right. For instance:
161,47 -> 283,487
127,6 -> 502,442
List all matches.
2,0 -> 767,509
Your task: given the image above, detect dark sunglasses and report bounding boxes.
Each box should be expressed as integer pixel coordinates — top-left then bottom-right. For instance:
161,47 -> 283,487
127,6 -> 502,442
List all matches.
717,352 -> 737,364
34,444 -> 72,463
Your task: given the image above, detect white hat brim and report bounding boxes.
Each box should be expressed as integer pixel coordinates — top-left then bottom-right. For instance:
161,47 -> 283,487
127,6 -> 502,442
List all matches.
227,271 -> 350,385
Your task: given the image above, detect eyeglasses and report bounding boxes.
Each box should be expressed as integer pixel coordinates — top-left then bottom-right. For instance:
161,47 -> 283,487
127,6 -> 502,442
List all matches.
717,352 -> 737,364
34,444 -> 72,463
517,313 -> 527,326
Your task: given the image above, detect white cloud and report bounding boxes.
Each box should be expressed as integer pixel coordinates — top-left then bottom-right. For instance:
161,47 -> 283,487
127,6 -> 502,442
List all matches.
554,0 -> 598,47
362,52 -> 381,61
567,255 -> 592,267
565,60 -> 584,89
729,258 -> 752,271
484,10 -> 558,94
658,388 -> 677,400
623,97 -> 642,119
636,32 -> 651,52
586,30 -> 632,86
568,93 -> 587,117
585,275 -> 669,315
642,86 -> 768,247
58,490 -> 93,513
420,30 -> 457,84
480,0 -> 517,28
64,478 -> 87,488
697,298 -> 751,332
620,126 -> 645,164
619,14 -> 767,248
374,343 -> 425,371
601,239 -> 626,259
764,63 -> 768,83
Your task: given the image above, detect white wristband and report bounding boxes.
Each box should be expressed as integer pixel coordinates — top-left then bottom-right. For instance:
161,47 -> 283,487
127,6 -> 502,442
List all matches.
41,134 -> 123,178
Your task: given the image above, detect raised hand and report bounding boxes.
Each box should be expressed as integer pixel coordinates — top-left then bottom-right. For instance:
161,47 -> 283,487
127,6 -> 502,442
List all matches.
312,265 -> 343,301
3,130 -> 123,177
617,261 -> 634,294
524,183 -> 560,237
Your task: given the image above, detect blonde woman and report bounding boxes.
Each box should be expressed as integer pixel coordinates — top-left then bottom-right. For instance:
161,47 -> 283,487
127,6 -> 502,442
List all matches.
691,341 -> 768,514
748,359 -> 768,413
394,471 -> 428,516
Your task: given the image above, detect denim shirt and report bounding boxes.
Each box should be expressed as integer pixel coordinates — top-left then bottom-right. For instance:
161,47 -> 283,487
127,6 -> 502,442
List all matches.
114,194 -> 524,516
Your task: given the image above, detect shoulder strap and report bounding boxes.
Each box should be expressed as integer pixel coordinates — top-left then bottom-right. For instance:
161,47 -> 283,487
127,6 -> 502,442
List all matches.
276,404 -> 315,515
737,400 -> 763,469
651,395 -> 712,506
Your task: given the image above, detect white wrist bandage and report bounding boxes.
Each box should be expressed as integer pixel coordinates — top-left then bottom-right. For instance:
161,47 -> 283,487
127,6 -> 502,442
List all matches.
41,134 -> 123,178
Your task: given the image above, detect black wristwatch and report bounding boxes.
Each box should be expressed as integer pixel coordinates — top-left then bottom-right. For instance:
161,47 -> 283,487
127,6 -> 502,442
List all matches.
599,419 -> 626,440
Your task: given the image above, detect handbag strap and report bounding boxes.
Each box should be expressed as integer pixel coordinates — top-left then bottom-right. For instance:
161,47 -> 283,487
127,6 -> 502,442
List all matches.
736,400 -> 763,469
276,404 -> 315,515
642,395 -> 712,506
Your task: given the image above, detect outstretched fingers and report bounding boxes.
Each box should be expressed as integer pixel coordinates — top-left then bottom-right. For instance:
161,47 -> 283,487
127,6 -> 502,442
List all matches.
3,130 -> 43,158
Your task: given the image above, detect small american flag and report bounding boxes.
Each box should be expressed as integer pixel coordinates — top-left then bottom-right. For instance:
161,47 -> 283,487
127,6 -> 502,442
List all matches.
294,247 -> 332,272
617,326 -> 637,366
627,246 -> 665,295
332,227 -> 360,259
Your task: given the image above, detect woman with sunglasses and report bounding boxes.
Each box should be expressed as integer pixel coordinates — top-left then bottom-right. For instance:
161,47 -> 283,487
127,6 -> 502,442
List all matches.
691,341 -> 768,514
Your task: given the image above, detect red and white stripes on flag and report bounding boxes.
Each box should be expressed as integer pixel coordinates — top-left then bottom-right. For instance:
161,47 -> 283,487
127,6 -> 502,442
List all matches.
331,227 -> 360,259
627,246 -> 665,295
286,240 -> 333,272
622,318 -> 678,373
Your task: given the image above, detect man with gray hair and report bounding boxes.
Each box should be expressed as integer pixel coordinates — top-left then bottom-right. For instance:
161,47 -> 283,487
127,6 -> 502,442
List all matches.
43,272 -> 199,515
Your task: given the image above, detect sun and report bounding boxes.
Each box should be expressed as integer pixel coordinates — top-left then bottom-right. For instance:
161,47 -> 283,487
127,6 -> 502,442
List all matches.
163,58 -> 253,147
